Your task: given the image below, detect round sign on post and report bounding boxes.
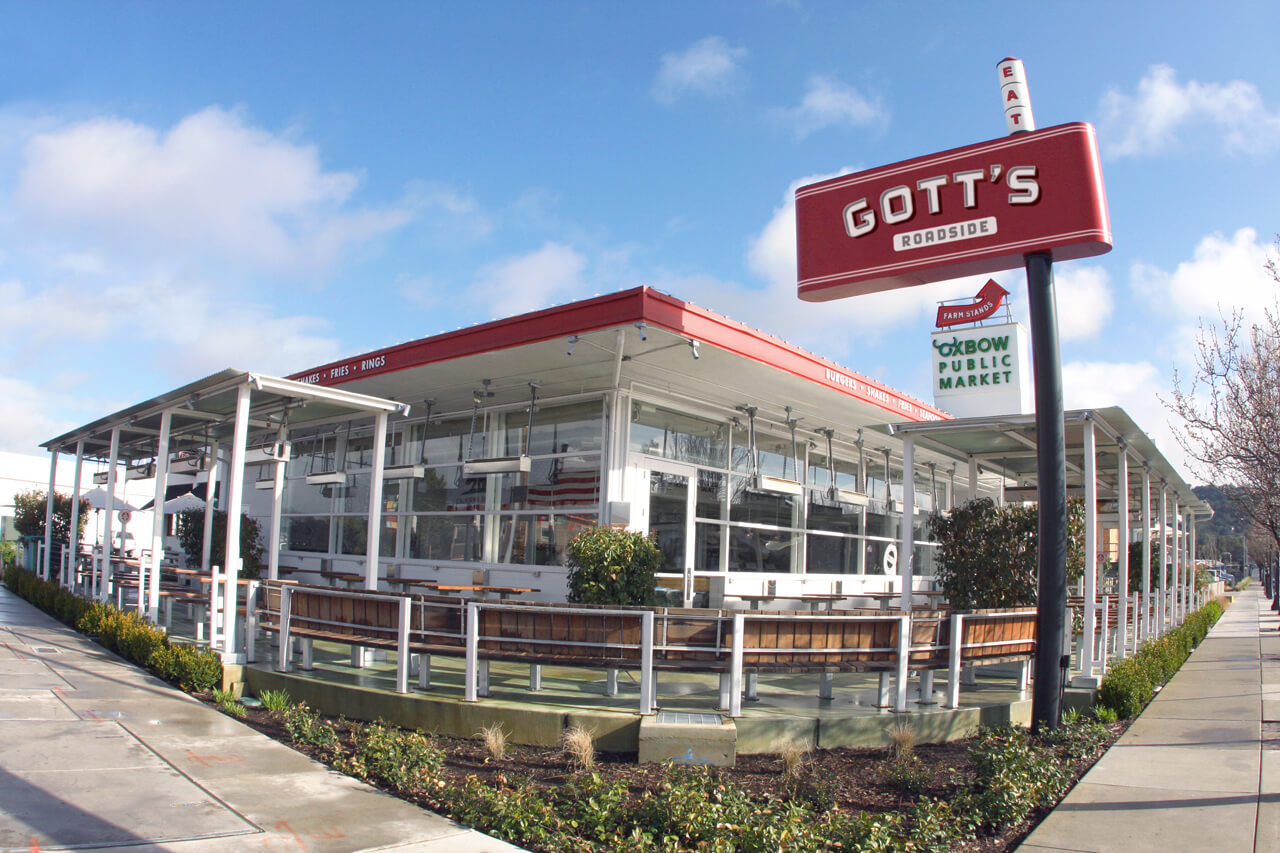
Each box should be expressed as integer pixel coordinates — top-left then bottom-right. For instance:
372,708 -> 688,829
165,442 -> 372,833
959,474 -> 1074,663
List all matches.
118,510 -> 131,525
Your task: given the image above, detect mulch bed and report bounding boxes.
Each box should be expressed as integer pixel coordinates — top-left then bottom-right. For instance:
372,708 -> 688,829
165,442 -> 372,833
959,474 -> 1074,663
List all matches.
224,698 -> 1125,852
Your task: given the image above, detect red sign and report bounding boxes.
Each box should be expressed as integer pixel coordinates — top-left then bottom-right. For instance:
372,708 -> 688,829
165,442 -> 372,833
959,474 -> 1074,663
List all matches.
936,279 -> 1009,327
795,122 -> 1111,302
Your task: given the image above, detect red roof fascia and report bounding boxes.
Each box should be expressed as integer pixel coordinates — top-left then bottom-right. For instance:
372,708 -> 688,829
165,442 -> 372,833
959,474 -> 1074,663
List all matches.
289,286 -> 947,423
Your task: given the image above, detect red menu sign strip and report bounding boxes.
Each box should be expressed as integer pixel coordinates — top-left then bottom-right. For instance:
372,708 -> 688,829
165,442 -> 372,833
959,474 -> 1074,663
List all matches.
795,122 -> 1111,302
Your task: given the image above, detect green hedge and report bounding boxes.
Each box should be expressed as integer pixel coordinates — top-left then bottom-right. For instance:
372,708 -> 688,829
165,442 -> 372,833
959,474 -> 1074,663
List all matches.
1098,599 -> 1223,719
3,565 -> 222,692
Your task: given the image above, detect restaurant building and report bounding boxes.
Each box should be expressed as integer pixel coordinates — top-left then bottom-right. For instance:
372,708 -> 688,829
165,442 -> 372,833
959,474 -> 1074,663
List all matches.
244,286 -> 967,605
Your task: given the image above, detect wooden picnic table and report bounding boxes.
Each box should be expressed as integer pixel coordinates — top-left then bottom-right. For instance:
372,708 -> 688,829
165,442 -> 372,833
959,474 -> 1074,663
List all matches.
860,590 -> 948,611
383,577 -> 538,599
732,592 -> 847,612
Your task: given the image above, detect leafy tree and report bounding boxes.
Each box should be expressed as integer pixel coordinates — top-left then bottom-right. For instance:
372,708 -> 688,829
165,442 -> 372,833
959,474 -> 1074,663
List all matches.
565,527 -> 662,606
1127,540 -> 1160,593
1166,237 -> 1280,557
174,509 -> 265,578
931,498 -> 1086,610
12,490 -> 90,543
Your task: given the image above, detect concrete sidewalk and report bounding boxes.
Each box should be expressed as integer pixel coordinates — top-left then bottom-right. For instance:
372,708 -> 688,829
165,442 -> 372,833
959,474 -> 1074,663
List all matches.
0,583 -> 524,852
1020,587 -> 1280,852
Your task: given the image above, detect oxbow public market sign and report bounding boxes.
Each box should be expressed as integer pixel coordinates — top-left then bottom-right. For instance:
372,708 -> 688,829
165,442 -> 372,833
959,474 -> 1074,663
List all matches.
794,123 -> 1111,301
930,321 -> 1031,417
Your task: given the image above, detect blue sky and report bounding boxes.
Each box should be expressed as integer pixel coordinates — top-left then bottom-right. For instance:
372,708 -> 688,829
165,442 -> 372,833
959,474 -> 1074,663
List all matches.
2,1 -> 1278,482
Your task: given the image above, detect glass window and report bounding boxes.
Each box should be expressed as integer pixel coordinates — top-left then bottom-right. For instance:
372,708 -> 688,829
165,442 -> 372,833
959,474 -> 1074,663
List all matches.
696,470 -> 725,520
807,531 -> 860,574
728,424 -> 798,479
630,403 -> 727,467
808,452 -> 860,493
336,516 -> 397,558
694,522 -> 723,571
729,476 -> 798,528
500,456 -> 601,511
503,401 -> 603,456
408,514 -> 484,561
409,467 -> 488,512
285,516 -> 329,552
496,513 -> 596,566
728,527 -> 795,573
283,479 -> 335,515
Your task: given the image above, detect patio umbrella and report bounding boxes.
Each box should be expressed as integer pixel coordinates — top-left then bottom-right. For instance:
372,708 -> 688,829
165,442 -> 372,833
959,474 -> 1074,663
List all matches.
79,488 -> 139,513
160,491 -> 206,514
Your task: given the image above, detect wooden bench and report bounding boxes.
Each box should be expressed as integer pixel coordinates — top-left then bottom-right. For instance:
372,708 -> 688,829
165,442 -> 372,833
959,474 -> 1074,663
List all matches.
255,581 -> 1036,715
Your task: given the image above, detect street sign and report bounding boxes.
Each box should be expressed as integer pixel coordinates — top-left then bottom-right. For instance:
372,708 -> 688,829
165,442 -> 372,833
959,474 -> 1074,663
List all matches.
795,122 -> 1111,301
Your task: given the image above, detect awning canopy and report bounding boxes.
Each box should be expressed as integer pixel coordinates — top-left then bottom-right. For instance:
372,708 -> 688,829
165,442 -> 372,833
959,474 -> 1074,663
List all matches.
41,369 -> 410,464
884,406 -> 1211,519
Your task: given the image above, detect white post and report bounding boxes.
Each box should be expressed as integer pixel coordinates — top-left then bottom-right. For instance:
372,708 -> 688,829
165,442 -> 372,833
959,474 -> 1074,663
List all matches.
894,614 -> 910,713
728,612 -> 743,718
898,435 -> 915,612
67,441 -> 85,591
42,450 -> 58,581
365,412 -> 389,589
276,586 -> 292,672
202,441 -> 220,574
100,427 -> 121,602
465,602 -> 479,702
968,455 -> 979,502
1182,514 -> 1192,607
1116,444 -> 1129,657
946,614 -> 964,708
1081,419 -> 1097,678
268,452 -> 286,580
1175,501 -> 1184,623
396,596 -> 410,694
221,384 -> 252,663
146,411 -> 172,623
1141,467 -> 1151,642
1159,484 -> 1169,634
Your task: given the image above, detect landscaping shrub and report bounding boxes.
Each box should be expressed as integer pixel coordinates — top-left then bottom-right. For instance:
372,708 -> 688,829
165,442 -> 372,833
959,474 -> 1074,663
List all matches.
338,720 -> 444,790
281,702 -> 340,751
965,725 -> 1072,830
564,527 -> 662,606
1097,599 -> 1224,719
257,688 -> 292,713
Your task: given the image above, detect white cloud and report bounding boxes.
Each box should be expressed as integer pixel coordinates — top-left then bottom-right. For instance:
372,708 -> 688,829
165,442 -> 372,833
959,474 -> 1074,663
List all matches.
1131,227 -> 1275,322
1098,64 -> 1280,157
652,36 -> 748,105
1062,358 -> 1200,479
472,242 -> 588,317
0,376 -> 80,454
13,106 -> 411,272
1054,265 -> 1113,341
773,75 -> 885,139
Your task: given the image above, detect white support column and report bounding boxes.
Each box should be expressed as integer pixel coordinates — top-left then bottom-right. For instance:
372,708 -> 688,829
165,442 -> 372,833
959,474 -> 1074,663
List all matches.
100,427 -> 121,603
1141,467 -> 1151,642
898,435 -> 915,612
364,412 -> 389,590
1173,499 -> 1182,624
67,440 -> 85,591
1116,444 -> 1129,657
146,411 -> 172,623
42,450 -> 58,581
1159,484 -> 1169,634
221,384 -> 252,664
267,452 -> 286,580
201,442 -> 220,574
1182,514 -> 1192,607
1081,419 -> 1098,680
968,455 -> 979,502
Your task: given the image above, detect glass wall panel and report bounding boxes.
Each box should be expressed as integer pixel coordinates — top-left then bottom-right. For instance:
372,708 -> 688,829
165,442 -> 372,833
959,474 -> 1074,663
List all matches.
409,468 -> 488,512
649,471 -> 688,573
729,477 -> 798,527
729,424 -> 800,479
407,514 -> 484,561
729,526 -> 794,573
630,403 -> 727,467
807,531 -> 860,574
285,516 -> 330,552
694,522 -> 723,571
696,470 -> 726,520
807,453 -> 860,493
336,515 -> 397,558
283,479 -> 335,515
503,401 -> 603,456
497,513 -> 596,566
499,456 -> 601,511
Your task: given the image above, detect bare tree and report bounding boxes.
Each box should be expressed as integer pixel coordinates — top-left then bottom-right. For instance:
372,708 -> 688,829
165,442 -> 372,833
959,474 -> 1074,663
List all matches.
1166,238 -> 1280,556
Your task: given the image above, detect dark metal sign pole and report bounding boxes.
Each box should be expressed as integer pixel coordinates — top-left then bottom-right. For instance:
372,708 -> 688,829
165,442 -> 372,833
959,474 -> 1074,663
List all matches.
1026,251 -> 1068,730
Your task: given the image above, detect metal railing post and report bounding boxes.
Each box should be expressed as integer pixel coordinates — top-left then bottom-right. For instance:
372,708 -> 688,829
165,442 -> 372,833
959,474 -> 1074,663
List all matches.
946,614 -> 964,708
729,612 -> 744,718
396,596 -> 411,694
465,602 -> 480,702
640,611 -> 655,715
276,586 -> 292,672
894,614 -> 910,713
